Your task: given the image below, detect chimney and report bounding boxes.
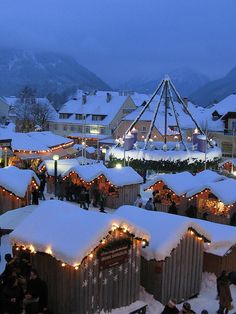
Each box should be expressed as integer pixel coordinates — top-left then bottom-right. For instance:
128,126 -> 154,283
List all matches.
183,97 -> 188,107
106,92 -> 112,103
82,94 -> 87,104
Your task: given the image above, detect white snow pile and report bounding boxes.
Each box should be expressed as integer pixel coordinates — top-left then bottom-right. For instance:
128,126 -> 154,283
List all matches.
187,178 -> 236,205
73,144 -> 96,154
107,146 -> 222,163
10,200 -> 149,266
0,166 -> 39,197
63,164 -> 143,187
100,301 -> 147,314
144,169 -> 226,196
0,205 -> 36,230
116,206 -> 211,261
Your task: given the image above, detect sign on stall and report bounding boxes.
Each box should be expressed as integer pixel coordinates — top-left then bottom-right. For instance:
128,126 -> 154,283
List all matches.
99,245 -> 129,270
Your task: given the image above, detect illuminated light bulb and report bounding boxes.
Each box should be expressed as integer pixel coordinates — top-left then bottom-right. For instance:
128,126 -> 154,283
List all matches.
190,231 -> 194,235
74,266 -> 79,270
207,243 -> 210,246
22,247 -> 26,250
198,237 -> 202,241
61,263 -> 66,267
45,247 -> 53,255
16,247 -> 19,251
101,239 -> 106,244
89,253 -> 93,259
142,240 -> 146,246
29,245 -> 36,253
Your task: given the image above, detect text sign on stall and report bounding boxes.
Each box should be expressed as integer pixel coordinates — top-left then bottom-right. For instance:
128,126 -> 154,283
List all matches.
99,245 -> 129,270
0,139 -> 12,148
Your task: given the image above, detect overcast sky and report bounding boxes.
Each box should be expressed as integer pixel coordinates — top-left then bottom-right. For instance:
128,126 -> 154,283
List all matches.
0,0 -> 236,85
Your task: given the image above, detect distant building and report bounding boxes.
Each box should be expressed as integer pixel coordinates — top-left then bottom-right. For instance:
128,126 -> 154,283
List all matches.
206,94 -> 236,157
49,90 -> 140,146
0,97 -> 11,124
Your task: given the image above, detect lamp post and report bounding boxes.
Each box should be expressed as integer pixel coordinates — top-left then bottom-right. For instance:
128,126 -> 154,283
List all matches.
53,154 -> 59,196
4,147 -> 8,167
231,128 -> 235,174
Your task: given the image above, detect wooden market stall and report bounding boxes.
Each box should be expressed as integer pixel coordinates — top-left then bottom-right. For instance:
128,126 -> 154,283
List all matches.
197,220 -> 236,275
186,178 -> 236,225
10,200 -> 149,314
116,206 -> 211,304
63,164 -> 143,208
144,170 -> 226,217
0,166 -> 39,214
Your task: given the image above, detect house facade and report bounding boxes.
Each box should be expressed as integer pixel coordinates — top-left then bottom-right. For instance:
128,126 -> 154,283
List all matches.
49,90 -> 138,145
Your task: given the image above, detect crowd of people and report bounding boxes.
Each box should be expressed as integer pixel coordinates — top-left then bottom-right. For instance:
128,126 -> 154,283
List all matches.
0,253 -> 48,314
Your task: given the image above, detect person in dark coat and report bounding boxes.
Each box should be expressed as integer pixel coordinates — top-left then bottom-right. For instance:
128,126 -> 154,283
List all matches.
145,198 -> 154,211
31,188 -> 39,205
168,201 -> 178,215
79,187 -> 87,210
1,275 -> 23,314
185,205 -> 197,218
217,273 -> 233,314
23,269 -> 48,314
99,189 -> 106,213
38,178 -> 46,201
0,254 -> 17,285
178,302 -> 196,314
161,299 -> 179,314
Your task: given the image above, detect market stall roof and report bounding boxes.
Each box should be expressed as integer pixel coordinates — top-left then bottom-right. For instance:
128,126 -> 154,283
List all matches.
144,170 -> 226,196
196,219 -> 236,256
63,164 -> 143,186
10,200 -> 149,266
0,166 -> 39,198
116,205 -> 210,261
0,205 -> 36,230
186,178 -> 236,205
39,159 -> 101,176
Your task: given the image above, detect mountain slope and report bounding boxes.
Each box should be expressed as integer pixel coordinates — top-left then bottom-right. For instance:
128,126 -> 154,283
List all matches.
190,67 -> 236,106
117,68 -> 209,96
0,49 -> 110,96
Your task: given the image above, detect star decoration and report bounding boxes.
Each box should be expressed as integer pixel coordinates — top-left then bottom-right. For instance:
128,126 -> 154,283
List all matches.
89,269 -> 93,277
135,267 -> 139,273
93,259 -> 98,266
132,261 -> 136,267
84,263 -> 88,269
114,275 -> 118,281
124,268 -> 128,274
99,272 -> 102,279
93,277 -> 97,284
108,269 -> 113,276
118,265 -> 123,272
82,280 -> 88,287
103,278 -> 107,285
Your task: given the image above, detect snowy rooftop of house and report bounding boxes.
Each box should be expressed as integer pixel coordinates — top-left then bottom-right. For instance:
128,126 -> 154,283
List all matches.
10,200 -> 149,266
116,205 -> 210,261
143,170 -> 226,196
186,178 -> 236,205
0,166 -> 39,197
63,164 -> 143,186
122,97 -> 209,133
210,94 -> 236,117
73,144 -> 96,154
0,205 -> 36,230
54,90 -> 135,126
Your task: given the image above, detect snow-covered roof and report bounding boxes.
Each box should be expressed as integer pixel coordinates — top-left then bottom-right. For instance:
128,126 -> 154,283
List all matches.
0,205 -> 36,230
39,159 -> 102,176
116,205 -> 210,261
54,90 -> 133,126
195,219 -> 236,256
0,166 -> 39,197
0,128 -> 72,152
122,97 -> 209,133
64,164 -> 143,186
186,178 -> 236,205
73,144 -> 96,154
210,94 -> 236,117
10,200 -> 149,266
144,170 -> 226,196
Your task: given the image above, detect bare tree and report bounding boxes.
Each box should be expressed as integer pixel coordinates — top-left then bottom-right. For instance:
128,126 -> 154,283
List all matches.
15,86 -> 54,132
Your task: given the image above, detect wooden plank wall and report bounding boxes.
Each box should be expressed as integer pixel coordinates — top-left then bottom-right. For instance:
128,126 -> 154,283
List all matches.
106,184 -> 140,209
32,233 -> 142,314
141,232 -> 204,304
203,246 -> 236,276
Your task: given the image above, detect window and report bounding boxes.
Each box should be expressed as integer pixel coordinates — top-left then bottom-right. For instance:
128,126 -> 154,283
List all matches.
77,125 -> 83,132
90,126 -> 100,134
54,124 -> 58,130
75,114 -> 85,120
59,113 -> 72,119
70,125 -> 75,131
85,126 -> 90,133
232,121 -> 236,130
63,125 -> 68,131
92,115 -> 106,121
142,126 -> 147,132
122,108 -> 134,114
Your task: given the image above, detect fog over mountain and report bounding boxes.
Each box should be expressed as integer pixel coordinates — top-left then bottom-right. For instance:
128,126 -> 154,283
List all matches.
0,49 -> 110,96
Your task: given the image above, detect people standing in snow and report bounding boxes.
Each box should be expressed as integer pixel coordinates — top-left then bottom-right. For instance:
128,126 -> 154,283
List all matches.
178,302 -> 196,314
31,188 -> 39,205
161,299 -> 179,314
79,187 -> 88,210
99,189 -> 107,213
38,178 -> 46,201
134,194 -> 143,208
145,198 -> 154,210
168,201 -> 178,215
217,272 -> 233,314
22,269 -> 48,314
1,275 -> 23,314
